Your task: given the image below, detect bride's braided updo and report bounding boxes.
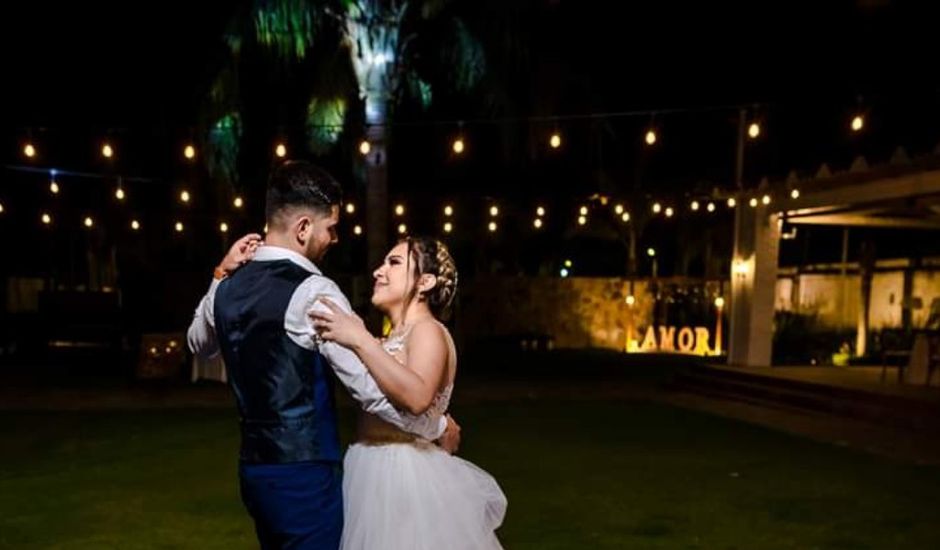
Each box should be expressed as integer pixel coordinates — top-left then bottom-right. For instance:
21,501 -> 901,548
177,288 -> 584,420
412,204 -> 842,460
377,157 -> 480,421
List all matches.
402,236 -> 458,321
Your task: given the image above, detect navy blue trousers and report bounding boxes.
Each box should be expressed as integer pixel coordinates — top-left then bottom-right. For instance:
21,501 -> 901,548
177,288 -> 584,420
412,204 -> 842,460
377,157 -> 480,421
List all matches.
239,461 -> 343,550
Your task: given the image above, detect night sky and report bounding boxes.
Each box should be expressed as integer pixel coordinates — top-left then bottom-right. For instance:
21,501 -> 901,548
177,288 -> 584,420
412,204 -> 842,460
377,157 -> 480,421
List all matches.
2,0 -> 939,280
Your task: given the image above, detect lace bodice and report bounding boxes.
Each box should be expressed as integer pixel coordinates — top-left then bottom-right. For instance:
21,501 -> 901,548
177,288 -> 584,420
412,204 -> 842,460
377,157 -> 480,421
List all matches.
357,322 -> 454,444
381,325 -> 454,417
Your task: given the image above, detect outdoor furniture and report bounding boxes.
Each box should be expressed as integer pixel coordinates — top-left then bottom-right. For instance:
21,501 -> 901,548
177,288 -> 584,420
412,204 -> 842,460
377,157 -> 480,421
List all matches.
40,290 -> 123,353
192,352 -> 227,383
927,334 -> 940,387
136,333 -> 186,380
879,329 -> 913,383
902,330 -> 940,387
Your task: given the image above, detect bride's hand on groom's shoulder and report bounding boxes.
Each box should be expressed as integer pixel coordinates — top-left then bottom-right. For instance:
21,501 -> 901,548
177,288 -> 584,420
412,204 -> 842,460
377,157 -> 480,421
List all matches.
217,233 -> 263,276
309,298 -> 371,350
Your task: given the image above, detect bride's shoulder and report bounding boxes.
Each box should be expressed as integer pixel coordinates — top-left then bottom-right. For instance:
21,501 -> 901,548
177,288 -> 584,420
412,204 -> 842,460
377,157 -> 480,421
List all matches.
408,318 -> 450,341
408,319 -> 455,362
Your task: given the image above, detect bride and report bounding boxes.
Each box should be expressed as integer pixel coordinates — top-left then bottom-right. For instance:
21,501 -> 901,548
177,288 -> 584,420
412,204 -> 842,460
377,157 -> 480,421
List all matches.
310,236 -> 506,550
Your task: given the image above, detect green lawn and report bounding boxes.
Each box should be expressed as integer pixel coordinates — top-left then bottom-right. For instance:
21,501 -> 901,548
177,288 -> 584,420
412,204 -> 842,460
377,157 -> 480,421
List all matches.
2,399 -> 939,549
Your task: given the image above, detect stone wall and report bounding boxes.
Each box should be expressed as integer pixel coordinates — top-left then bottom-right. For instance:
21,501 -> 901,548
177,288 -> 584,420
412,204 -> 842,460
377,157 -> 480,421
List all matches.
456,276 -> 724,351
454,260 -> 940,352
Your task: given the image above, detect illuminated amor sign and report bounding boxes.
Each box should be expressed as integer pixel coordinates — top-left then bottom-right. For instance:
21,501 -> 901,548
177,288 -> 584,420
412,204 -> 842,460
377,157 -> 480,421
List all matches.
626,325 -> 715,356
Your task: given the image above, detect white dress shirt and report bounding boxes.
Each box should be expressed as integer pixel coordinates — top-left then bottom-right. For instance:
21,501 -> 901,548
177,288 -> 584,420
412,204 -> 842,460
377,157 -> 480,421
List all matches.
186,245 -> 446,440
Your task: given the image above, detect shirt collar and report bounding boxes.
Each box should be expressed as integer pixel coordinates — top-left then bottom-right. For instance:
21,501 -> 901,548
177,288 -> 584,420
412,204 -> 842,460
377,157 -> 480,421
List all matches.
251,245 -> 321,275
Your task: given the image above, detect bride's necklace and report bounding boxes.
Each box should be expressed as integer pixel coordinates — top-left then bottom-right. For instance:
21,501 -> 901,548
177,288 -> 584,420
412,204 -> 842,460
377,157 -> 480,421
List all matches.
385,315 -> 434,351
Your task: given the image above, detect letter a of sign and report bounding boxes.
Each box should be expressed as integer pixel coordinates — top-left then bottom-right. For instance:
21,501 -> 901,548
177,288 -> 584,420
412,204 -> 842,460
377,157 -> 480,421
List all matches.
640,326 -> 658,352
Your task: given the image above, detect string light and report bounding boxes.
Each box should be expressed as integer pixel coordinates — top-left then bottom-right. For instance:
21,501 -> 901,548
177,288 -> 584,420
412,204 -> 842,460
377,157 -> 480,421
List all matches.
41,213 -> 52,225
219,222 -> 229,233
715,296 -> 726,308
7,105 -> 882,245
444,222 -> 453,233
488,221 -> 497,232
398,223 -> 407,235
83,216 -> 94,228
647,248 -> 656,257
625,295 -> 636,306
0,202 -> 4,214
560,268 -> 569,278
748,122 -> 761,139
175,222 -> 184,233
851,114 -> 864,132
131,219 -> 140,231
564,260 -> 572,268
6,104 -> 883,170
354,225 -> 363,235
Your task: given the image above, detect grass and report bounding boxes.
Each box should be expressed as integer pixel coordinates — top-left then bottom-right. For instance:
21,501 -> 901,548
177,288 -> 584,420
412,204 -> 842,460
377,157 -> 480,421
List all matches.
2,397 -> 940,549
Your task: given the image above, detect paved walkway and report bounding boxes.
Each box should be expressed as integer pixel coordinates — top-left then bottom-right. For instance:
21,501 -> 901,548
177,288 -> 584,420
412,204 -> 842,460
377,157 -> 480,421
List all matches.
716,364 -> 940,402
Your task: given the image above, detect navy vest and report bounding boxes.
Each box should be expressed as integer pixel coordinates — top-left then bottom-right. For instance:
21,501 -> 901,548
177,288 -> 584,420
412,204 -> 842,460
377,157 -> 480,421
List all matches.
213,260 -> 341,464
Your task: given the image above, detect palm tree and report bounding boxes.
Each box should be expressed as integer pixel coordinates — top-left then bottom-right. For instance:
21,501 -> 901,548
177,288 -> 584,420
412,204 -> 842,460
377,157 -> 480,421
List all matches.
202,0 -> 486,269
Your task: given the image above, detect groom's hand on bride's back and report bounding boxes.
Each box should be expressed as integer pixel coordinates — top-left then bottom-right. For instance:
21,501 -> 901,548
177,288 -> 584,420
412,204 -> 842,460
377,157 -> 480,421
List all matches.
437,414 -> 461,454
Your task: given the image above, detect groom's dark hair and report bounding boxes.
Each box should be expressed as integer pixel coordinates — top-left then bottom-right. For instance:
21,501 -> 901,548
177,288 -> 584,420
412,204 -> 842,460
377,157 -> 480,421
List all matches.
265,160 -> 343,227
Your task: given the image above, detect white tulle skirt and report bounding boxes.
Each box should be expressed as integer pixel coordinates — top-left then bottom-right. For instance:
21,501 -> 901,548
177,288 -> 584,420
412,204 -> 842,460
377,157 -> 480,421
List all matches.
340,442 -> 507,550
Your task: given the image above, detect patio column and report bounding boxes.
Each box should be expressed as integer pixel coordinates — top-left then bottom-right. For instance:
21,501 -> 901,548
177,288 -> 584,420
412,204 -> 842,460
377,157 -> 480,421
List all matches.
728,205 -> 781,367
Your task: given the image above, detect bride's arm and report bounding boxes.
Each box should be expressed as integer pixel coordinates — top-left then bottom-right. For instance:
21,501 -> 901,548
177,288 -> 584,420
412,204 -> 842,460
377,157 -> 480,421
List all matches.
311,299 -> 447,415
351,322 -> 447,415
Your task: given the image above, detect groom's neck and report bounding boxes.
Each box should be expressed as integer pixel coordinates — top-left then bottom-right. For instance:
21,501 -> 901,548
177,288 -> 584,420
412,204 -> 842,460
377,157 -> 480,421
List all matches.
264,231 -> 304,256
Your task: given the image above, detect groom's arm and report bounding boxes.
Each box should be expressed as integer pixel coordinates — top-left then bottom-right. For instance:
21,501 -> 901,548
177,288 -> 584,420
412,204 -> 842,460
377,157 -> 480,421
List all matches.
189,234 -> 262,358
187,278 -> 221,358
284,275 -> 446,441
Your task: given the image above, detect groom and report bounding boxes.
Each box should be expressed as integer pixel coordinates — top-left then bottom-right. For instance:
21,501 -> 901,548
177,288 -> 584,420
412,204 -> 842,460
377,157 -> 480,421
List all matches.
187,160 -> 460,549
